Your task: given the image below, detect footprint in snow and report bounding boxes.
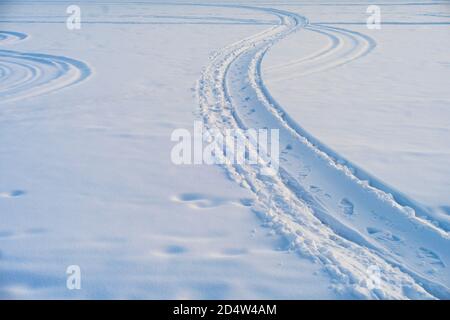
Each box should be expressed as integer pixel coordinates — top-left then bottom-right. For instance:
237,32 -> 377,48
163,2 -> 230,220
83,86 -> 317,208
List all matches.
309,185 -> 322,194
172,193 -> 253,209
0,190 -> 26,198
165,245 -> 187,255
366,227 -> 401,242
418,247 -> 445,269
281,144 -> 293,156
339,198 -> 354,215
298,166 -> 311,180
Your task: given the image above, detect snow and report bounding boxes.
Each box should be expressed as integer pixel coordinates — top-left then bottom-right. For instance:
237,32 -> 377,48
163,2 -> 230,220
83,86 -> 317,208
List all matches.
0,0 -> 449,299
263,1 -> 450,223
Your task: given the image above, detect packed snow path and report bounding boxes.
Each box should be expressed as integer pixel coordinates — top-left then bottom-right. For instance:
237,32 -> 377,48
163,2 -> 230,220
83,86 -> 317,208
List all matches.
197,5 -> 450,299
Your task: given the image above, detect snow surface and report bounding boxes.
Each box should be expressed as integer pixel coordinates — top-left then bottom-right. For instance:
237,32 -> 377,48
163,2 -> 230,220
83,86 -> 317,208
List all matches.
0,0 -> 449,299
263,0 -> 450,224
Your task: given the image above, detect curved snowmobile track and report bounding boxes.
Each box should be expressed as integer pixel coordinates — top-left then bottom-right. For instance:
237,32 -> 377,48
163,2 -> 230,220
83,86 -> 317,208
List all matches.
0,31 -> 91,104
197,5 -> 450,299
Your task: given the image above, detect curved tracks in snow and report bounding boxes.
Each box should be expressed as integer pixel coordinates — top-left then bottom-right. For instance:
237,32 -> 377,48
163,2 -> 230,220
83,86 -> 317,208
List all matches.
265,24 -> 376,81
0,31 -> 90,104
197,5 -> 450,299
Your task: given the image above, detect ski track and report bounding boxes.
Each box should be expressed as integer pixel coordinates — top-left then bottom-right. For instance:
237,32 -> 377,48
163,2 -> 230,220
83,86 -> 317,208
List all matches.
197,5 -> 450,299
0,31 -> 91,104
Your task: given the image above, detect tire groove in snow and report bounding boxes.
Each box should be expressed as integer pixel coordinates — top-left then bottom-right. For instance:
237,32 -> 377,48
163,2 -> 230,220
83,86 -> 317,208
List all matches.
0,31 -> 91,104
